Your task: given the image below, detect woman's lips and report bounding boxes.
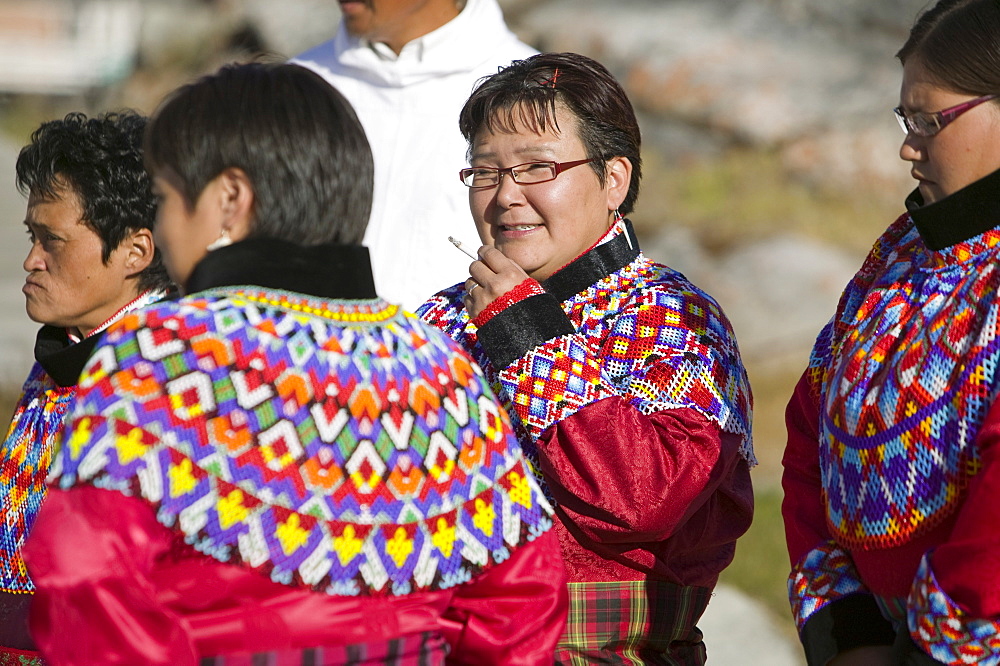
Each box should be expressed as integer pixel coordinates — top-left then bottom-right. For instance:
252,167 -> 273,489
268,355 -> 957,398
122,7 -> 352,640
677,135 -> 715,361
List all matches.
496,224 -> 540,239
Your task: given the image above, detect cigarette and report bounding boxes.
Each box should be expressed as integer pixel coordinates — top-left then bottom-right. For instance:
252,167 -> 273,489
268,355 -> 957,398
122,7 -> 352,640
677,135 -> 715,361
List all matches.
448,236 -> 477,260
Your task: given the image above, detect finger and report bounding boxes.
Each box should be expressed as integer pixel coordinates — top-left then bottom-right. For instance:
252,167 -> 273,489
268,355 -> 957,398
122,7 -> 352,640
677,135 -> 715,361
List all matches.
477,245 -> 513,271
468,260 -> 495,287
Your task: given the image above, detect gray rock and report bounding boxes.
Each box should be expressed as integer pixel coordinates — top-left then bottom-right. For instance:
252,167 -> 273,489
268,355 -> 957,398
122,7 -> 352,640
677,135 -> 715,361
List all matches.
701,583 -> 804,665
510,0 -> 917,202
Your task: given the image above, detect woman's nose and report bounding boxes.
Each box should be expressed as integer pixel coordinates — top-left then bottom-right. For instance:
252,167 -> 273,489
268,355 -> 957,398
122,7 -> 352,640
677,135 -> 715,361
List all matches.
23,243 -> 44,273
494,170 -> 524,206
899,133 -> 925,162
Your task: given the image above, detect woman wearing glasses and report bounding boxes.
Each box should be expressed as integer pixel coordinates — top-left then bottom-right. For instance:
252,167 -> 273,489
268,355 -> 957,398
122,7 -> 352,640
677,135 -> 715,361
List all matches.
783,1 -> 1000,664
420,52 -> 754,664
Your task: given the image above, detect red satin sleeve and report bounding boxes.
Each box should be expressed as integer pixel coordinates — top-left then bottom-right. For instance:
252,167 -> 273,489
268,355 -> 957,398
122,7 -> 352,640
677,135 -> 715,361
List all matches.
537,397 -> 733,544
440,529 -> 567,665
781,371 -> 831,567
21,486 -> 198,666
931,395 -> 1000,617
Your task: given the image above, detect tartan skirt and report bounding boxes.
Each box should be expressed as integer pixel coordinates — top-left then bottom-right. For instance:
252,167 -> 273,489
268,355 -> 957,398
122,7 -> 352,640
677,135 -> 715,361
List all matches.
555,580 -> 712,666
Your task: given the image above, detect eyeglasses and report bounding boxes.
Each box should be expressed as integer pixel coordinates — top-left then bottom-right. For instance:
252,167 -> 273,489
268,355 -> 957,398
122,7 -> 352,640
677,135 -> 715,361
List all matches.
893,94 -> 997,137
459,158 -> 597,188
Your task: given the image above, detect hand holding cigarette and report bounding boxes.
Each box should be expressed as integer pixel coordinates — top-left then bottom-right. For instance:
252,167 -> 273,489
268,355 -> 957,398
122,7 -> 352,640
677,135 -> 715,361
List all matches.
447,237 -> 529,319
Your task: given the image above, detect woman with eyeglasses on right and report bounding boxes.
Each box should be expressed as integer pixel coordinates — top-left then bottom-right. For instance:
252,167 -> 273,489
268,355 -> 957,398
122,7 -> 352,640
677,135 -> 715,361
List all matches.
421,51 -> 754,664
782,1 -> 1000,664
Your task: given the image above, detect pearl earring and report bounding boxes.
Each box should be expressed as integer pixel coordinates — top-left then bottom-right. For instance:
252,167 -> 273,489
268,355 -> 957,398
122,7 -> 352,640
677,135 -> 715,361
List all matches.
206,229 -> 233,252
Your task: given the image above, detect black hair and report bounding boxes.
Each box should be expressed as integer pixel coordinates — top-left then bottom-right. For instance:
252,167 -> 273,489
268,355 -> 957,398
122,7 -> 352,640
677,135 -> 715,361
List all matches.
459,52 -> 642,215
144,62 -> 373,245
897,0 -> 1000,96
15,111 -> 172,293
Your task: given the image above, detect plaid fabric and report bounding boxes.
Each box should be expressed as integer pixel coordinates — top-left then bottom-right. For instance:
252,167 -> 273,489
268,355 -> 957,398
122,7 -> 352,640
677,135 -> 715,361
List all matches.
0,646 -> 44,665
198,631 -> 447,666
556,580 -> 711,665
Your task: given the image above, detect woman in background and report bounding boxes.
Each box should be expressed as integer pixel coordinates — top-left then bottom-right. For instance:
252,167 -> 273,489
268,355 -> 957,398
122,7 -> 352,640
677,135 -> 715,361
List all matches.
783,0 -> 1000,663
22,62 -> 566,665
421,52 -> 754,664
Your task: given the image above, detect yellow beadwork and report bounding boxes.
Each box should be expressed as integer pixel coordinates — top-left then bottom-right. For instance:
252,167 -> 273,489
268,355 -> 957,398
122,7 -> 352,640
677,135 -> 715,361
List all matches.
114,426 -> 147,464
68,417 -> 93,459
168,458 -> 198,498
232,290 -> 399,324
431,517 -> 457,558
508,470 -> 534,509
276,512 -> 310,556
386,527 -> 414,568
217,489 -> 249,530
333,525 -> 363,566
472,497 -> 495,537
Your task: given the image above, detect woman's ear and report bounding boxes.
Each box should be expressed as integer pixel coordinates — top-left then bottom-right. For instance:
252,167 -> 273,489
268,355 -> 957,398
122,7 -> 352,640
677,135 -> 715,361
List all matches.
216,167 -> 256,241
123,228 -> 154,276
605,156 -> 632,213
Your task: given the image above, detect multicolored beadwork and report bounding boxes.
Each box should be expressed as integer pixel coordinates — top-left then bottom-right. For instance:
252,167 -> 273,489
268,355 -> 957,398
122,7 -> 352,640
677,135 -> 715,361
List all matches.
788,540 -> 868,632
909,554 -> 1000,665
0,365 -> 73,594
52,288 -> 553,596
809,215 -> 1000,549
419,221 -> 754,484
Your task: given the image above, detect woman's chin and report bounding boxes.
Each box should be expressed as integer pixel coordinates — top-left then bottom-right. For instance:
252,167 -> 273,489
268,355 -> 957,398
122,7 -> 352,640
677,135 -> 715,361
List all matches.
918,181 -> 943,205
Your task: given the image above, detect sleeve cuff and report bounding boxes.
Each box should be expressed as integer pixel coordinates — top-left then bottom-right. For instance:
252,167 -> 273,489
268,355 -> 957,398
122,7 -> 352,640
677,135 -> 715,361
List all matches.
472,279 -> 546,327
789,541 -> 869,631
906,553 -> 1000,665
799,594 -> 895,666
476,291 -> 575,370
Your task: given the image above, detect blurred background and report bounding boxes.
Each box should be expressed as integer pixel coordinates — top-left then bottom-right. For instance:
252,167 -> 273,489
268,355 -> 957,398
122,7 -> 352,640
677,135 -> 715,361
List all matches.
0,0 -> 935,661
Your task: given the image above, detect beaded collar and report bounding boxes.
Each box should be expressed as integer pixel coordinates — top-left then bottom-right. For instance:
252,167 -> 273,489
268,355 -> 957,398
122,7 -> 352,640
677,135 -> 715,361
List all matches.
815,169 -> 1000,549
50,240 -> 552,597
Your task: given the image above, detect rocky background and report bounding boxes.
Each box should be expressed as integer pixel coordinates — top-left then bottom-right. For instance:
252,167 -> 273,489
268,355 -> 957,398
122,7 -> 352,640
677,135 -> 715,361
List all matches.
0,0 -> 935,659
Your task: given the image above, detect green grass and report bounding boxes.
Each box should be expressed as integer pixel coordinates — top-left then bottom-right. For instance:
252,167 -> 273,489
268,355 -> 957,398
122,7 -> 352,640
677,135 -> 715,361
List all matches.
632,147 -> 896,258
720,487 -> 797,637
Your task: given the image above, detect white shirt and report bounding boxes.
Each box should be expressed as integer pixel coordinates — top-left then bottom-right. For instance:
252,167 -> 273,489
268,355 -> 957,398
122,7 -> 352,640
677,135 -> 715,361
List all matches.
293,0 -> 536,311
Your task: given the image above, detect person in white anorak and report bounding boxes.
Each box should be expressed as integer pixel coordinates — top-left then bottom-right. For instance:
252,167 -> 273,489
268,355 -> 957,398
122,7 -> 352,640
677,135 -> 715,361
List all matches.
292,0 -> 536,311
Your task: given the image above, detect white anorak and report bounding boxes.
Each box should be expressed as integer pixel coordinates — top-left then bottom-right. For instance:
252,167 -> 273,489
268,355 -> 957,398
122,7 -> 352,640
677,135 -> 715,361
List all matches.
293,0 -> 536,311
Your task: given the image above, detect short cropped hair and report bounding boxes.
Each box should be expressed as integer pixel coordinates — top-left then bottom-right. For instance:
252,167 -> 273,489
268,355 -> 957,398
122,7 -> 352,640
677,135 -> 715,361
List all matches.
15,111 -> 171,293
459,52 -> 642,216
144,62 -> 373,246
897,0 -> 1000,97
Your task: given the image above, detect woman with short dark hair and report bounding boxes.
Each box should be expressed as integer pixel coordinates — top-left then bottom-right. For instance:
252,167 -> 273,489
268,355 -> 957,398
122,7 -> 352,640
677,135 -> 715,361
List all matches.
22,62 -> 567,665
783,0 -> 1000,663
420,52 -> 754,664
0,110 -> 171,664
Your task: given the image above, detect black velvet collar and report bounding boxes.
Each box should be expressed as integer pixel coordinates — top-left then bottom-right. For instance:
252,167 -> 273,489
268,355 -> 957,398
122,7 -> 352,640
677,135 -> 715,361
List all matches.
905,167 -> 1000,251
185,237 -> 378,300
34,325 -> 102,388
540,220 -> 641,301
